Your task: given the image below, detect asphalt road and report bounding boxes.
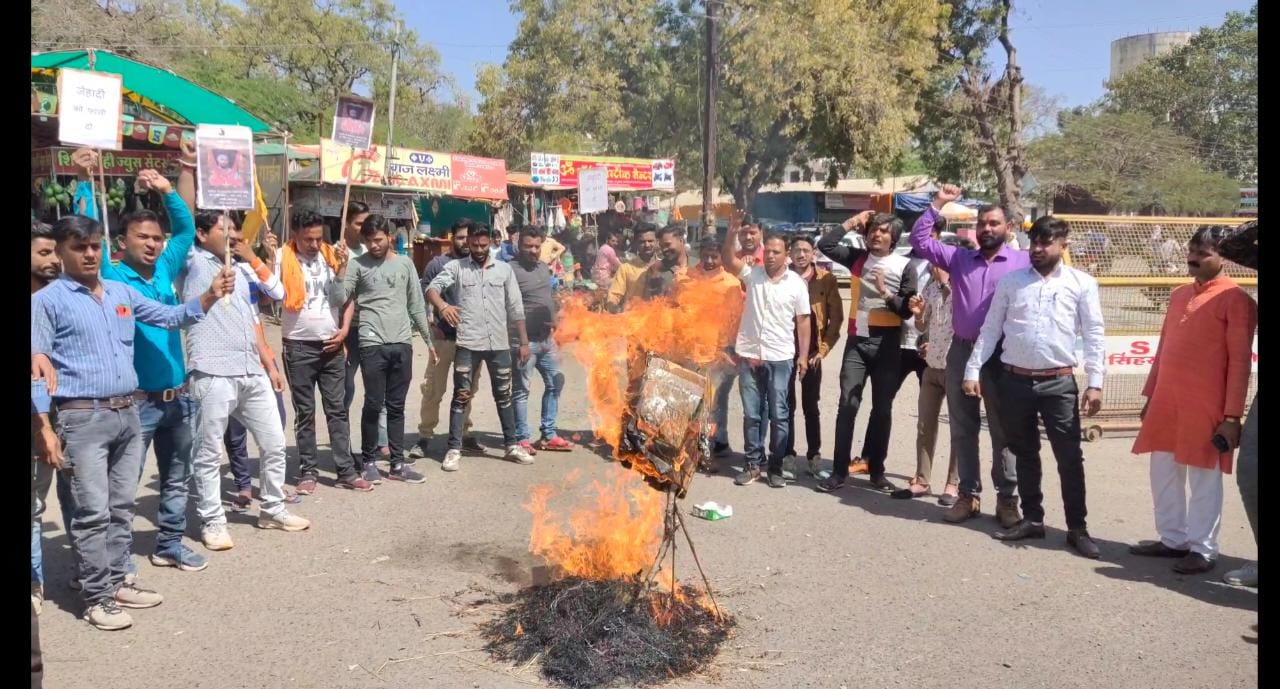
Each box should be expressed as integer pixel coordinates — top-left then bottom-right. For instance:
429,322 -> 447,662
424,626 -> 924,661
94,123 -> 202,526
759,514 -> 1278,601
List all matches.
36,316 -> 1258,689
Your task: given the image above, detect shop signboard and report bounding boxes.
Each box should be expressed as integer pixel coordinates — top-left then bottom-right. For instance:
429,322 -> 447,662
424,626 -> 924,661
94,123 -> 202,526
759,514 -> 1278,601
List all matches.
530,153 -> 676,191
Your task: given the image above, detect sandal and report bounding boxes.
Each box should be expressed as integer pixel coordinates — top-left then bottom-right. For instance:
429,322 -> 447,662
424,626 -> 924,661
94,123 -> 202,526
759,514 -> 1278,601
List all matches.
536,436 -> 575,452
891,481 -> 930,500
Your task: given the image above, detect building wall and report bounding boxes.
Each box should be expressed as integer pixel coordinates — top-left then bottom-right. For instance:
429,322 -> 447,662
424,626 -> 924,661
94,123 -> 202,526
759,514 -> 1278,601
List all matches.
1110,32 -> 1193,81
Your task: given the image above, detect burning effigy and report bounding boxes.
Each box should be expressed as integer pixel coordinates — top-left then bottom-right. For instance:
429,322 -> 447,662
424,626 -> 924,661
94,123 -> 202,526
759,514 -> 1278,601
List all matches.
483,279 -> 740,688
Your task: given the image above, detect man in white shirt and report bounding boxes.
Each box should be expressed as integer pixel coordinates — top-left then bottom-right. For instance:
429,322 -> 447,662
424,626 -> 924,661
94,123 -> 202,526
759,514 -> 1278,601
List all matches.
963,216 -> 1106,558
721,231 -> 812,488
276,209 -> 372,495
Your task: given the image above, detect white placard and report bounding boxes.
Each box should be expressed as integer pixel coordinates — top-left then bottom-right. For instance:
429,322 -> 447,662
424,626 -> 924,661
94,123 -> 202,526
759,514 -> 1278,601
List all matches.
530,152 -> 561,186
650,158 -> 675,190
196,124 -> 256,210
578,166 -> 609,214
56,68 -> 123,150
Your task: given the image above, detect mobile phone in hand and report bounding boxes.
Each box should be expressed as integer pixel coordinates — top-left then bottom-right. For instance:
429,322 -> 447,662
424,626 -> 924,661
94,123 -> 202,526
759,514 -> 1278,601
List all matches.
1212,434 -> 1231,453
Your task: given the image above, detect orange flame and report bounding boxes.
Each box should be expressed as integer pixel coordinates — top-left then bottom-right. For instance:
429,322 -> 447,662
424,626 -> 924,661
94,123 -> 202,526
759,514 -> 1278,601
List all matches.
525,470 -> 665,581
554,273 -> 742,464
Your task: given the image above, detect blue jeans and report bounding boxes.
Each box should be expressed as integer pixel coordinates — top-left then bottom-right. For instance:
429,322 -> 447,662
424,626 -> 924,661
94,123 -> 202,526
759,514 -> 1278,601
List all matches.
31,458 -> 75,587
512,338 -> 564,442
738,358 -> 794,474
710,348 -> 736,447
133,395 -> 195,553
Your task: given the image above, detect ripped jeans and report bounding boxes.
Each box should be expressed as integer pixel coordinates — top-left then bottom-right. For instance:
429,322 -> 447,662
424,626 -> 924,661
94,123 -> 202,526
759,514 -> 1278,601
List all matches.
449,347 -> 518,449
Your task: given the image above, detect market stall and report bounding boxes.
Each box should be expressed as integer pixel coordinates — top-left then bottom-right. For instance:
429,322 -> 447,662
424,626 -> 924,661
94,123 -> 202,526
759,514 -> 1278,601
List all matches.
31,49 -> 287,229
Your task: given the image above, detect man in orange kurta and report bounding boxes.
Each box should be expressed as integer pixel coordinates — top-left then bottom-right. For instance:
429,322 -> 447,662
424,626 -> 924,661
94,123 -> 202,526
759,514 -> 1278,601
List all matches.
1130,225 -> 1257,575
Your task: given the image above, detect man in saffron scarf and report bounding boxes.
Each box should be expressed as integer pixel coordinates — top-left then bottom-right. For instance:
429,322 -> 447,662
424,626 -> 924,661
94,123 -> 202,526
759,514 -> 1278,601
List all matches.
275,209 -> 372,494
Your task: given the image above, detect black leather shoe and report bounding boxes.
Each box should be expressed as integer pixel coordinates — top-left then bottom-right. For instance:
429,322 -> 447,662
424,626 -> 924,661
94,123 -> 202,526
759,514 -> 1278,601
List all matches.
1129,541 -> 1190,558
993,520 -> 1046,541
1067,529 -> 1100,559
1173,552 -> 1216,574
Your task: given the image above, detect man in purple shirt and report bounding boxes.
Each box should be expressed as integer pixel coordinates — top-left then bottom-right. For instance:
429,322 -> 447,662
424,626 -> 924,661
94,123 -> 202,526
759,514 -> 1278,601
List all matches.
909,184 -> 1028,526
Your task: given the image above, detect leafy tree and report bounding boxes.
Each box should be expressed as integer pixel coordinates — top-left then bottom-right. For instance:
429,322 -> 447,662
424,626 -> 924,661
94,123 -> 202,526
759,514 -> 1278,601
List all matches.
471,0 -> 944,209
1105,5 -> 1257,182
1028,110 -> 1239,215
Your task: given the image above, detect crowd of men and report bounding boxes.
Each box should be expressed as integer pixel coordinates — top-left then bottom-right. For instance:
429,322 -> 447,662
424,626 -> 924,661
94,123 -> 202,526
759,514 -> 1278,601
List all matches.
31,154 -> 1259,655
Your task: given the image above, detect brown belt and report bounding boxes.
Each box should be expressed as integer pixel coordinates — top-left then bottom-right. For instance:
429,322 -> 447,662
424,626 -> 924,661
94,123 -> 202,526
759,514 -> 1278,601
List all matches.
132,384 -> 188,404
1004,364 -> 1073,379
55,396 -> 135,411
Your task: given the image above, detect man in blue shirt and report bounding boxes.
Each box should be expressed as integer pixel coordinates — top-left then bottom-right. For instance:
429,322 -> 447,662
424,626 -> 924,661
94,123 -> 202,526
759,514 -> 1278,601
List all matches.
99,168 -> 208,575
31,215 -> 232,631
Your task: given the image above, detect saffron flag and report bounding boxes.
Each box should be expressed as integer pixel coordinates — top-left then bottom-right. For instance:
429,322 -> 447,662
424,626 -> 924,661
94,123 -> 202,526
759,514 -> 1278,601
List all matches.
240,177 -> 270,247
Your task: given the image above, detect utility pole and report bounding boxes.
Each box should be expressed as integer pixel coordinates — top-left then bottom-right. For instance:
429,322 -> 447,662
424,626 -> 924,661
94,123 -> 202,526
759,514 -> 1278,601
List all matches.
384,20 -> 402,181
700,0 -> 718,233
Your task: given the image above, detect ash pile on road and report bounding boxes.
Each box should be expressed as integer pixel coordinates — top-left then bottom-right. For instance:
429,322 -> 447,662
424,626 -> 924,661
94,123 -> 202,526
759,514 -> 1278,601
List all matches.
482,576 -> 734,689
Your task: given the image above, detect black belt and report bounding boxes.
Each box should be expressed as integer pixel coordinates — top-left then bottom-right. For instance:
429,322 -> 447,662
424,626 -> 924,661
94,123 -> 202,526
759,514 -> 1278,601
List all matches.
55,396 -> 135,411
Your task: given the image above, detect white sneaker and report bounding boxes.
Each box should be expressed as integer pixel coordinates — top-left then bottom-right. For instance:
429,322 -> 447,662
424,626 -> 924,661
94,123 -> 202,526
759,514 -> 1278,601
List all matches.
84,600 -> 133,631
31,584 -> 43,616
257,510 -> 311,532
201,523 -> 234,551
442,448 -> 462,472
1224,563 -> 1258,587
114,582 -> 164,609
506,444 -> 535,465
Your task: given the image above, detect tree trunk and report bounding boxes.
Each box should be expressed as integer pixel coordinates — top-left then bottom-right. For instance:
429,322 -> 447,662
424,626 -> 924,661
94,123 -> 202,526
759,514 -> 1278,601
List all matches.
959,0 -> 1026,221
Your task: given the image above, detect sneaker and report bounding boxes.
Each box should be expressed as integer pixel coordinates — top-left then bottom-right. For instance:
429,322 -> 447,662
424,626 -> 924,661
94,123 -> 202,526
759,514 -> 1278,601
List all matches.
442,448 -> 462,472
31,584 -> 43,616
408,438 -> 431,460
149,544 -> 210,572
767,472 -> 787,489
362,462 -> 383,485
388,464 -> 427,484
806,454 -> 822,477
337,475 -> 374,492
114,582 -> 164,609
201,523 -> 234,551
257,510 -> 311,532
462,437 -> 486,455
295,475 -> 318,496
84,600 -> 133,631
506,444 -> 536,465
734,465 -> 762,486
518,440 -> 539,456
1224,563 -> 1258,587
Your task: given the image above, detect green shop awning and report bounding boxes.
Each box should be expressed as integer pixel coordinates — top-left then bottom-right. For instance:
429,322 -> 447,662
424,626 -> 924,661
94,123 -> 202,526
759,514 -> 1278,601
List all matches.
32,50 -> 277,134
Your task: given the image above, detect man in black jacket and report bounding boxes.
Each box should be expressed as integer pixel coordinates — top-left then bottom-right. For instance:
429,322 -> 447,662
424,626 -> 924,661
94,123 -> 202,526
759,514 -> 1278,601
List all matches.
815,211 -> 918,493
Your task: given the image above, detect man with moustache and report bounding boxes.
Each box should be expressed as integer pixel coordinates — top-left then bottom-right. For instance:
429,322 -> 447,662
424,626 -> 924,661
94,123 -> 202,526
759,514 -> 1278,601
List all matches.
815,211 -> 917,494
909,184 -> 1027,527
409,219 -> 484,460
783,235 -> 843,476
639,226 -> 690,300
606,224 -> 659,312
427,225 -> 533,471
97,168 -> 211,574
1130,225 -> 1257,575
963,216 -> 1106,558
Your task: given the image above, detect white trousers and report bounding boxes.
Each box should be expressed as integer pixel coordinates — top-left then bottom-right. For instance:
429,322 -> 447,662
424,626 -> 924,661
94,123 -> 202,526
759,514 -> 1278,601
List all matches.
1149,451 -> 1223,557
190,373 -> 288,525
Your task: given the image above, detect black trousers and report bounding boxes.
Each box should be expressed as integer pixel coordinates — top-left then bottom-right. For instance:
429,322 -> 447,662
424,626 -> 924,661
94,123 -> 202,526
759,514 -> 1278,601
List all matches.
998,372 -> 1088,529
283,339 -> 358,481
832,328 -> 903,478
359,343 -> 413,466
785,362 -> 823,458
895,347 -> 927,393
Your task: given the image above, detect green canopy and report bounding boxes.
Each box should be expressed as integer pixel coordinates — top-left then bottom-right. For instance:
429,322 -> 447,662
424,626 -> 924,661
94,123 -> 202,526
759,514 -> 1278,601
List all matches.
32,50 -> 277,134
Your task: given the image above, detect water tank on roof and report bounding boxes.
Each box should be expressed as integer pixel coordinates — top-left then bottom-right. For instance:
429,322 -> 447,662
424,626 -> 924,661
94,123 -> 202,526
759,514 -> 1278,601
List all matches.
1110,32 -> 1193,81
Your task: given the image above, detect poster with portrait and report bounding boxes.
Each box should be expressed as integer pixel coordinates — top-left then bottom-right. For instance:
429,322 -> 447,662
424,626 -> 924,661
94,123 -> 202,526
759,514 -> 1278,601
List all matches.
195,124 -> 255,210
332,95 -> 376,150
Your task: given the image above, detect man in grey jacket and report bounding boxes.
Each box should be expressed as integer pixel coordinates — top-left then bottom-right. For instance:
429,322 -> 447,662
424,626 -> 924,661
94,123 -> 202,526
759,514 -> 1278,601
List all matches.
427,224 -> 533,471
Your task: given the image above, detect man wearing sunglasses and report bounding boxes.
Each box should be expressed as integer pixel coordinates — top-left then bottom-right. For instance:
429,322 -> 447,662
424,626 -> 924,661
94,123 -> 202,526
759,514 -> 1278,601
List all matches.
909,184 -> 1029,527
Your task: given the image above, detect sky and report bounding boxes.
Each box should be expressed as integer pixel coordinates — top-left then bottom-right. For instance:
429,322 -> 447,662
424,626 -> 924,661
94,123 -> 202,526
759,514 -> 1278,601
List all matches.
405,0 -> 1255,111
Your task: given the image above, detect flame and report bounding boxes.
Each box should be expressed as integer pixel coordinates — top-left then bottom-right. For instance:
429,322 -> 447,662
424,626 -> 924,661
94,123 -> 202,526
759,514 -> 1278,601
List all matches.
526,470 -> 665,581
554,274 -> 742,468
